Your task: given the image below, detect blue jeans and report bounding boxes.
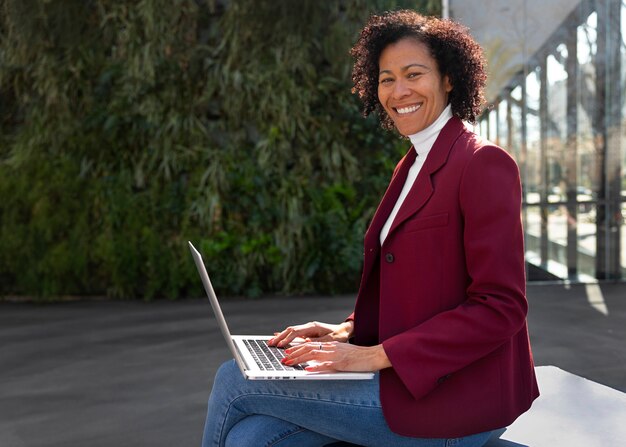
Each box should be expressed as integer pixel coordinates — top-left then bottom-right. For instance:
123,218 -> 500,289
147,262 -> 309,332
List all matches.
202,360 -> 494,447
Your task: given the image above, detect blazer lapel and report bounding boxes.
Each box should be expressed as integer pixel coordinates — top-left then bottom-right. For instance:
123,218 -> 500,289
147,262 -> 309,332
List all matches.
385,117 -> 466,238
358,117 -> 466,289
361,147 -> 417,279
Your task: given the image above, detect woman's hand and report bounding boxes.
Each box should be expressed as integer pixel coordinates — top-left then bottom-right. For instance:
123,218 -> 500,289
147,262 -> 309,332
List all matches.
268,321 -> 354,348
281,342 -> 391,373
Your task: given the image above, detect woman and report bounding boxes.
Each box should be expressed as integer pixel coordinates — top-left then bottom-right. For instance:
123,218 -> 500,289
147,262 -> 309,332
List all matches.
202,10 -> 539,447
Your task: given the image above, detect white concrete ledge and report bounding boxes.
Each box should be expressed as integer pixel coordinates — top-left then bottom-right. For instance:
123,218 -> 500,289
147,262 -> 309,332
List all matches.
485,366 -> 626,446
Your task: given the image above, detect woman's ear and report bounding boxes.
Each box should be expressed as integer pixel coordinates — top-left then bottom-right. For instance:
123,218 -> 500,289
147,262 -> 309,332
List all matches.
443,75 -> 453,93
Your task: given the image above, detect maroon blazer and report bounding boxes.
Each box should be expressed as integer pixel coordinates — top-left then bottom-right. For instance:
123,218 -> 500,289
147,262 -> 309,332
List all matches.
348,117 -> 539,438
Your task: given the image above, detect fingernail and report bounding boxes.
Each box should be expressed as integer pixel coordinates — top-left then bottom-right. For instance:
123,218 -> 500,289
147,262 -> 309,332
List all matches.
268,338 -> 274,344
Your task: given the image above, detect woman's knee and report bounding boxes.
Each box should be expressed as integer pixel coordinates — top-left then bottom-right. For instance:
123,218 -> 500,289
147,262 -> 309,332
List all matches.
208,360 -> 243,408
212,360 -> 241,390
216,359 -> 239,380
224,415 -> 276,447
225,415 -> 324,447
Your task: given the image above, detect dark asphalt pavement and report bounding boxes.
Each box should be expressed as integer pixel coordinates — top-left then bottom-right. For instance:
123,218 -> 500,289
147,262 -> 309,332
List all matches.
1,283 -> 625,446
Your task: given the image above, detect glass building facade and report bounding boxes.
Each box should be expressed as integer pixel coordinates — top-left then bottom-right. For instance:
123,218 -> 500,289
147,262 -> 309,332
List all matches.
453,0 -> 625,282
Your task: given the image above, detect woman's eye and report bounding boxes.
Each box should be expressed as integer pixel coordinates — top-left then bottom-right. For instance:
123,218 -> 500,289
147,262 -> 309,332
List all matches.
407,72 -> 422,79
379,78 -> 393,85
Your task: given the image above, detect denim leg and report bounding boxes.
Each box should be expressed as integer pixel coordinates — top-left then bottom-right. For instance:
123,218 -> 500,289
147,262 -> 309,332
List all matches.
224,415 -> 339,447
444,431 -> 494,447
202,360 -> 381,447
203,360 -> 493,447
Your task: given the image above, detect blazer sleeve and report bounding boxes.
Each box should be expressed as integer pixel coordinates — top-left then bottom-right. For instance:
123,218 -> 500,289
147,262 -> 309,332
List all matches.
381,144 -> 528,401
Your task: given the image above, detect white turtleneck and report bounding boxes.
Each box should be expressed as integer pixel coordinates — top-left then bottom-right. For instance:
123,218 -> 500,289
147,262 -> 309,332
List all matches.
379,104 -> 453,245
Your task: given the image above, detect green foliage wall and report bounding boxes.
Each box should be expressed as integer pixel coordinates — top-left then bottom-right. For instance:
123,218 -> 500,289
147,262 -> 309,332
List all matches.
0,0 -> 440,299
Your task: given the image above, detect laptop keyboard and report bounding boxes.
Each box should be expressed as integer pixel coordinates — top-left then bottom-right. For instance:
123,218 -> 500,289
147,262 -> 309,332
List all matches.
243,339 -> 305,371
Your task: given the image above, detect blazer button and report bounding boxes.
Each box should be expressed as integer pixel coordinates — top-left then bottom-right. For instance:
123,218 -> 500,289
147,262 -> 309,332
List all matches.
385,253 -> 394,263
437,374 -> 452,384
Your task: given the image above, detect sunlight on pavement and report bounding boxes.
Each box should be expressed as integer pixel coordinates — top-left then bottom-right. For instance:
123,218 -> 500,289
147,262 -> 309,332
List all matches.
585,283 -> 608,316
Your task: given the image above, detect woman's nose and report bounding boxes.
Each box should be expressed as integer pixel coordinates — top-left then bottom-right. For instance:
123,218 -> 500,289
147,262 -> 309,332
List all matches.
391,79 -> 411,99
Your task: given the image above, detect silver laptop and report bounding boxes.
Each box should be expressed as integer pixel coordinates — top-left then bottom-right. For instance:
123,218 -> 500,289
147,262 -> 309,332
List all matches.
189,241 -> 374,380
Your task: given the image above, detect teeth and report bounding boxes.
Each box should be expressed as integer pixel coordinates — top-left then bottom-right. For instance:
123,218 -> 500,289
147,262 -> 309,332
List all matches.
396,104 -> 421,114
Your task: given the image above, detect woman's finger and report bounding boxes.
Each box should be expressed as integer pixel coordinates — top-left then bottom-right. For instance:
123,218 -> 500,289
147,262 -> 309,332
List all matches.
275,328 -> 306,347
283,350 -> 331,367
305,333 -> 335,343
285,342 -> 333,356
282,344 -> 308,358
282,342 -> 334,366
305,361 -> 335,372
269,326 -> 299,346
282,342 -> 316,360
269,323 -> 317,346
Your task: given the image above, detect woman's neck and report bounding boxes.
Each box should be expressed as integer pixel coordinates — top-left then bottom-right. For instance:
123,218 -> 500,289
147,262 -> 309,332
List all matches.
407,104 -> 453,150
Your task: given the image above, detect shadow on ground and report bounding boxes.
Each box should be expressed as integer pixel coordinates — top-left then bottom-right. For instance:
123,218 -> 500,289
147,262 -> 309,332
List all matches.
1,283 -> 624,446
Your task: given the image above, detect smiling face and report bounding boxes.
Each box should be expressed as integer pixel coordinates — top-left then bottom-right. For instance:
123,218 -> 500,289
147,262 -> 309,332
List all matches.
377,38 -> 452,136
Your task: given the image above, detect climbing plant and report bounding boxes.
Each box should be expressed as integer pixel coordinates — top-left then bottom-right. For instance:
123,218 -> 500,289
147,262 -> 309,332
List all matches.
0,0 -> 440,299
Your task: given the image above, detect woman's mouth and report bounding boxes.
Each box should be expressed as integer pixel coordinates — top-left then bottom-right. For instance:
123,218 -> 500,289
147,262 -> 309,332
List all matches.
394,104 -> 422,115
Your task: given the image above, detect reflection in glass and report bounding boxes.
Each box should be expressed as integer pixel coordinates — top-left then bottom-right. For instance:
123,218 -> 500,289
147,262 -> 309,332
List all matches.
474,1 -> 625,281
622,203 -> 626,272
577,11 -> 599,202
620,0 -> 626,121
622,2 -> 626,277
488,107 -> 497,142
510,86 -> 523,164
477,114 -> 486,139
577,204 -> 597,279
622,2 -> 626,203
525,206 -> 541,263
547,204 -> 568,278
546,47 -> 568,205
525,69 -> 541,205
498,99 -> 508,149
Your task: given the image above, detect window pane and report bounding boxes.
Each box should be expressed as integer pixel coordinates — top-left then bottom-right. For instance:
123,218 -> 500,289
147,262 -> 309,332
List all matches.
525,206 -> 541,263
621,1 -> 626,277
509,87 -> 523,163
578,204 -> 597,279
498,99 -> 508,148
546,47 -> 568,205
622,202 -> 626,272
488,108 -> 497,142
548,205 -> 568,278
525,69 -> 541,205
577,12 -> 599,202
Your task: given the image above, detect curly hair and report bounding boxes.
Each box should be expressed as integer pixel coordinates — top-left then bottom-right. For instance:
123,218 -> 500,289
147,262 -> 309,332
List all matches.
350,10 -> 487,129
